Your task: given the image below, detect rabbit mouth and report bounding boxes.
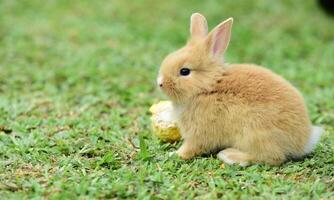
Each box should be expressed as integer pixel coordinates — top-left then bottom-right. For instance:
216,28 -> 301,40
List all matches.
158,77 -> 187,102
162,86 -> 184,102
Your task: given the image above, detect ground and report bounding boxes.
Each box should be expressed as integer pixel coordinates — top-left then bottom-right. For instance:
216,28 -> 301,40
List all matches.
0,0 -> 333,199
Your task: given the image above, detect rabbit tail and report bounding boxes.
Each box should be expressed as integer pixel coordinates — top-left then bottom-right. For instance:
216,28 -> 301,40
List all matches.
304,126 -> 324,154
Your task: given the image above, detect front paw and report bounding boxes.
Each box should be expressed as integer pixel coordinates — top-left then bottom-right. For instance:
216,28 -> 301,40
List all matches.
176,148 -> 195,160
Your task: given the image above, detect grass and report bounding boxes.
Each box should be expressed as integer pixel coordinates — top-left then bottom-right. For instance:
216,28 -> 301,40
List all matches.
0,0 -> 333,199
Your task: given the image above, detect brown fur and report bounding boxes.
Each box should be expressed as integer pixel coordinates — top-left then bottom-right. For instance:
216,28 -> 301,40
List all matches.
157,13 -> 312,166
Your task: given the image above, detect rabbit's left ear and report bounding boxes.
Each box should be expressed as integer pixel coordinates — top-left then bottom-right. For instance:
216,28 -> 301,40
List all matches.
190,13 -> 208,38
206,18 -> 233,59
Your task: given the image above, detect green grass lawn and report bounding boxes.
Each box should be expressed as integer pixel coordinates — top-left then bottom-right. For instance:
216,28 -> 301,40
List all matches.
0,0 -> 333,199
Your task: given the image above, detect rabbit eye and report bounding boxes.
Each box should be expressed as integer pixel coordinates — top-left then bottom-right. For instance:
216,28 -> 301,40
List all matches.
180,68 -> 190,76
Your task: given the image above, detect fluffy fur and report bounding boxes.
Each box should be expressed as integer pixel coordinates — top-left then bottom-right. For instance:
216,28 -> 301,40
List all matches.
157,13 -> 323,166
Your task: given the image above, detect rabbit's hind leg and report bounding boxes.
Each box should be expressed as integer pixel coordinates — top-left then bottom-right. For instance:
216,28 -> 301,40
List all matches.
217,148 -> 253,167
219,130 -> 288,166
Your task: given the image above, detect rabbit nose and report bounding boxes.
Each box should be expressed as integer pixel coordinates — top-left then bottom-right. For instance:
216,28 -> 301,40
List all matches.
157,76 -> 163,87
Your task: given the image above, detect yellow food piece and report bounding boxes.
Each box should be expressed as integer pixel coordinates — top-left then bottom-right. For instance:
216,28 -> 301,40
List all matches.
149,101 -> 181,142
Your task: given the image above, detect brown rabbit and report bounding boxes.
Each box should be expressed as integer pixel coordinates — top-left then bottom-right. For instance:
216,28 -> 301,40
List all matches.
157,13 -> 323,166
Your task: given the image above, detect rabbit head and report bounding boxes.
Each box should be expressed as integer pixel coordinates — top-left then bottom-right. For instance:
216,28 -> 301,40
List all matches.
157,13 -> 233,103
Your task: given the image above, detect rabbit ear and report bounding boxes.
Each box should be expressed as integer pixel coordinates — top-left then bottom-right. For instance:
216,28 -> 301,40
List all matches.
190,13 -> 208,38
206,18 -> 233,59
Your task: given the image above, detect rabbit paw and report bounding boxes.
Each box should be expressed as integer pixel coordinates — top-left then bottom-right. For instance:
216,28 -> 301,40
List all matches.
217,148 -> 251,167
176,149 -> 194,160
175,144 -> 198,160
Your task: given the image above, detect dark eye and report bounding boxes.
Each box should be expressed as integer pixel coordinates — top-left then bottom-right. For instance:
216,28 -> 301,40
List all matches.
180,68 -> 191,76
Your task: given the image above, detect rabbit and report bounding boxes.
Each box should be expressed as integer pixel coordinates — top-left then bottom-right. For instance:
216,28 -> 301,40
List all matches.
157,13 -> 323,166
